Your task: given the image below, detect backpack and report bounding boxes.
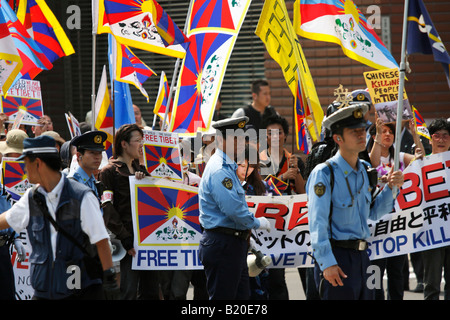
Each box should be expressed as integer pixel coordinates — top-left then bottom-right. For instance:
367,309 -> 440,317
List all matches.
304,138 -> 338,182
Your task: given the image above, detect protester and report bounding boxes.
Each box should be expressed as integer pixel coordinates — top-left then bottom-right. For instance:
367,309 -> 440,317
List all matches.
231,80 -> 278,137
213,95 -> 226,121
236,143 -> 278,300
260,115 -> 305,195
421,118 -> 450,300
98,124 -> 159,300
198,116 -> 271,300
0,129 -> 28,158
367,118 -> 424,300
41,130 -> 65,151
32,115 -> 53,137
368,118 -> 423,187
0,135 -> 119,300
307,104 -> 404,300
133,104 -> 149,129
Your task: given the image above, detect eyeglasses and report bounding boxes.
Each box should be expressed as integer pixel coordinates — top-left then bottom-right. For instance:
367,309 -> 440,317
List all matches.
432,133 -> 450,140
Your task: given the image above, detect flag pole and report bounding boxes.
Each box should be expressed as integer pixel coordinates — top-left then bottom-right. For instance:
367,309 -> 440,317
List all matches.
91,34 -> 97,131
91,0 -> 98,131
392,0 -> 410,197
162,0 -> 194,132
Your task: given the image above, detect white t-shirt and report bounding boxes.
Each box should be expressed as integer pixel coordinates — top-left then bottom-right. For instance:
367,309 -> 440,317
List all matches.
5,174 -> 109,259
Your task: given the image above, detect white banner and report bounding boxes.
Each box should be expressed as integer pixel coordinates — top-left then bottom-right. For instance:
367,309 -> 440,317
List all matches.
128,152 -> 450,270
367,151 -> 450,260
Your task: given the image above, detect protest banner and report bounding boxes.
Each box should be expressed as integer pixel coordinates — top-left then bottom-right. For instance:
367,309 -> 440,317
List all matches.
1,79 -> 43,125
10,230 -> 33,300
142,129 -> 183,181
367,151 -> 450,260
65,111 -> 81,139
363,68 -> 413,123
1,157 -> 31,201
129,152 -> 450,270
129,174 -> 314,270
129,177 -> 202,270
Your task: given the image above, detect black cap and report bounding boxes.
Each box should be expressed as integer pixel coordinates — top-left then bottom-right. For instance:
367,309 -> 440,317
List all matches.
212,116 -> 248,135
71,130 -> 107,152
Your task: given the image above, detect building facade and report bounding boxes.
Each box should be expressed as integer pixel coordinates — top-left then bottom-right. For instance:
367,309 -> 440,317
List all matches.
34,0 -> 449,152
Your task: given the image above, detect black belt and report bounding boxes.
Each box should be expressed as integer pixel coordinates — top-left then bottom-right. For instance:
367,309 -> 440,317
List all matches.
330,239 -> 368,251
208,227 -> 250,240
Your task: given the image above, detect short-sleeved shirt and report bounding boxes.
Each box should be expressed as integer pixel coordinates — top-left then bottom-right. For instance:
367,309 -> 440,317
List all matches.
5,174 -> 108,259
199,148 -> 260,231
306,151 -> 396,271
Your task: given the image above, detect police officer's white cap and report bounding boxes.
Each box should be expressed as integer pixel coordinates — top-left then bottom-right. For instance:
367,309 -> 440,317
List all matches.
322,104 -> 368,132
212,116 -> 249,133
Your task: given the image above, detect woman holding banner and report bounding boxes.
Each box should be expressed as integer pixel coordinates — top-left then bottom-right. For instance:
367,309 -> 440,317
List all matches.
368,118 -> 424,188
421,118 -> 450,300
368,118 -> 424,300
99,124 -> 156,300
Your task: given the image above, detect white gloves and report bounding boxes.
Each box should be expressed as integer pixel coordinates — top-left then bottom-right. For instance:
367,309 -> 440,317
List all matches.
256,217 -> 271,232
13,239 -> 26,262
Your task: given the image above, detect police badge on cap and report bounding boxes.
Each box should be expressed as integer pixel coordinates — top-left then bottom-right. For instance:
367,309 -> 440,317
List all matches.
212,116 -> 249,134
322,104 -> 369,133
71,131 -> 107,152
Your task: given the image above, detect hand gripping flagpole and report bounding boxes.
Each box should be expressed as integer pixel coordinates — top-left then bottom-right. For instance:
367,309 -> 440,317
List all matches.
162,0 -> 194,132
392,0 -> 410,198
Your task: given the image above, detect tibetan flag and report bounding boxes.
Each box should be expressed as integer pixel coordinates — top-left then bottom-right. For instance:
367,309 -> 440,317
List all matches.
1,0 -> 52,82
94,65 -> 114,158
264,174 -> 288,195
144,144 -> 182,181
169,0 -> 251,136
2,81 -> 43,125
0,7 -> 22,94
97,0 -> 189,59
115,42 -> 155,101
169,32 -> 234,135
132,179 -> 201,244
153,71 -> 171,124
294,80 -> 311,154
256,0 -> 323,145
407,0 -> 450,88
412,105 -> 430,140
294,0 -> 398,70
108,34 -> 135,129
187,0 -> 247,33
1,158 -> 30,201
16,0 -> 74,66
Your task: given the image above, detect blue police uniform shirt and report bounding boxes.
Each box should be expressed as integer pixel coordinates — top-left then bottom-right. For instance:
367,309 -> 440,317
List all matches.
69,167 -> 98,197
199,148 -> 260,231
306,151 -> 396,271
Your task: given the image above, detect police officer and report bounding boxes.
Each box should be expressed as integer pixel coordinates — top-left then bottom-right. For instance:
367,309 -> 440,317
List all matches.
69,130 -> 107,199
306,104 -> 404,300
0,135 -> 119,300
198,116 -> 271,300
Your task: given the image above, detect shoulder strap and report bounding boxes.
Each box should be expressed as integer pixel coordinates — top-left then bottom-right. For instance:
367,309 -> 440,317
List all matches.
324,161 -> 334,192
324,161 -> 335,239
31,186 -> 89,255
